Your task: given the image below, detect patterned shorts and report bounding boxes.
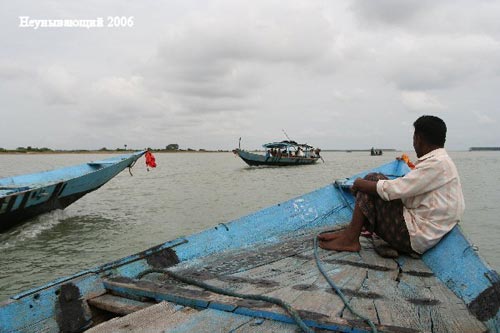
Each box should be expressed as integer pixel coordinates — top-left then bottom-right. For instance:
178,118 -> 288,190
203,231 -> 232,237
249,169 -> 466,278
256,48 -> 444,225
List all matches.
356,173 -> 416,254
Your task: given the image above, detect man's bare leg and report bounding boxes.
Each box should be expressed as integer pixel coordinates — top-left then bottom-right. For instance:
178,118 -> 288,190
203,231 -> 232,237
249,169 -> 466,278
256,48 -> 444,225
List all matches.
318,202 -> 365,252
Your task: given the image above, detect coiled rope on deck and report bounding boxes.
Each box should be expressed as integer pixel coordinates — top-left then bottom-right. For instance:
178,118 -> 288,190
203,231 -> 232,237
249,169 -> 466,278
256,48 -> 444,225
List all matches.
137,268 -> 314,333
313,180 -> 377,332
313,236 -> 378,333
135,180 -> 377,332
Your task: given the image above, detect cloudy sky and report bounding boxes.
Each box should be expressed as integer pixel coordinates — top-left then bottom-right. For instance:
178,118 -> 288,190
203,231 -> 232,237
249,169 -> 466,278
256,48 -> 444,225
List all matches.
1,0 -> 499,151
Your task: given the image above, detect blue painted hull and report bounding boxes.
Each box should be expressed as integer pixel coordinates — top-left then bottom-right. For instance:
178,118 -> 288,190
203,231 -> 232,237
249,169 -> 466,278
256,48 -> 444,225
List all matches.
0,151 -> 146,232
235,149 -> 319,166
0,160 -> 498,332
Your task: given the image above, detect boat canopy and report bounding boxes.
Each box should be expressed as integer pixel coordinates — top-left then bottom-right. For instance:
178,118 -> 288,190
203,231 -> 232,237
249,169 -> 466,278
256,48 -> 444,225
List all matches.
262,141 -> 313,149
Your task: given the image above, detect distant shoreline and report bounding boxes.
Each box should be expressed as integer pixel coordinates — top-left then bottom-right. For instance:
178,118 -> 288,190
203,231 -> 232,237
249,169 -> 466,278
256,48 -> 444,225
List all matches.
0,149 -> 231,155
469,147 -> 500,151
0,148 -> 482,154
0,148 -> 398,154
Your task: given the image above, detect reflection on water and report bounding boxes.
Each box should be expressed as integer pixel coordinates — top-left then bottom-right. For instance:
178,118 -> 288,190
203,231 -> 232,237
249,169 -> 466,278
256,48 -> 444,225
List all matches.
0,151 -> 499,300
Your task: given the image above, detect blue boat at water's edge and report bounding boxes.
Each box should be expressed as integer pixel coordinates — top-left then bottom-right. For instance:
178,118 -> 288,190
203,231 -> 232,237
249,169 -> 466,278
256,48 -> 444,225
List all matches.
0,151 -> 146,233
0,159 -> 498,332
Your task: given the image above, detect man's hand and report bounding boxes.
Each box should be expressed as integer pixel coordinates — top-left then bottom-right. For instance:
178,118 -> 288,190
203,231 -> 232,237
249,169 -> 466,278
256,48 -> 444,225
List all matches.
351,178 -> 362,194
351,178 -> 378,195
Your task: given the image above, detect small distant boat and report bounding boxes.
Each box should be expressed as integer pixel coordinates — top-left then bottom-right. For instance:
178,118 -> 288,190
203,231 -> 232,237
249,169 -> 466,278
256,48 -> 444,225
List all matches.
233,140 -> 322,166
0,151 -> 146,232
370,147 -> 383,156
0,160 -> 498,332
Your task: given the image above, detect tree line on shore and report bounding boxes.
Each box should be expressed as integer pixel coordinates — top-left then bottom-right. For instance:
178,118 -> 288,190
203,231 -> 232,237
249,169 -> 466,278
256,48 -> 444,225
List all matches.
0,145 -> 231,153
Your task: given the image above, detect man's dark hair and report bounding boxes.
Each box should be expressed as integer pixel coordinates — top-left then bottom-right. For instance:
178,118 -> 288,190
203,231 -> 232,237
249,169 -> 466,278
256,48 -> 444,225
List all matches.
413,115 -> 447,147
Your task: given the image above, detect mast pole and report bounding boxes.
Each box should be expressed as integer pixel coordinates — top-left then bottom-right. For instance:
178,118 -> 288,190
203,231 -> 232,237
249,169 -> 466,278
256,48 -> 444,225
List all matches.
282,129 -> 292,141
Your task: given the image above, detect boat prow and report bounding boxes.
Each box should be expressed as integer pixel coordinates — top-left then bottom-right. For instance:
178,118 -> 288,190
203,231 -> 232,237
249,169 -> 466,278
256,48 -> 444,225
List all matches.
0,150 -> 146,232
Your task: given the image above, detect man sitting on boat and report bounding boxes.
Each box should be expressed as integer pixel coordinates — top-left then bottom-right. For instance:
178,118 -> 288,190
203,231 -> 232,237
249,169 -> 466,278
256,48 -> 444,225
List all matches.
318,115 -> 465,257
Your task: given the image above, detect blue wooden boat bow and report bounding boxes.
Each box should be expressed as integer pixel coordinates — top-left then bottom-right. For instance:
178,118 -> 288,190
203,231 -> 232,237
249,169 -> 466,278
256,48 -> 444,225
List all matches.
0,151 -> 146,233
0,160 -> 498,332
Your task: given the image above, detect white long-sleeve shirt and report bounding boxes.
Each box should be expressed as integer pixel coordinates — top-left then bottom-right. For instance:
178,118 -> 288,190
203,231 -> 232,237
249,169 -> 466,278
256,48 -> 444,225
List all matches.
376,148 -> 465,254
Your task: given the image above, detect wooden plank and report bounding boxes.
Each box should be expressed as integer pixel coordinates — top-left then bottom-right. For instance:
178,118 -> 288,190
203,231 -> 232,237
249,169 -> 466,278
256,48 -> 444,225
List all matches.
397,256 -> 486,332
397,256 -> 438,288
248,248 -> 377,328
339,239 -> 400,326
86,301 -> 191,333
308,243 -> 398,325
230,318 -> 303,333
397,256 -> 434,275
136,272 -> 240,313
340,270 -> 380,325
87,294 -> 153,315
369,272 -> 424,330
290,273 -> 351,321
171,232 -> 316,277
183,245 -> 386,329
230,246 -> 356,283
101,276 -> 390,332
400,272 -> 487,333
358,239 -> 399,280
223,249 -> 358,301
104,278 -> 211,307
156,308 -> 254,333
262,275 -> 322,306
170,227 -> 342,279
341,294 -> 379,329
314,261 -> 378,325
427,284 -> 487,333
167,239 -> 355,300
368,268 -> 487,333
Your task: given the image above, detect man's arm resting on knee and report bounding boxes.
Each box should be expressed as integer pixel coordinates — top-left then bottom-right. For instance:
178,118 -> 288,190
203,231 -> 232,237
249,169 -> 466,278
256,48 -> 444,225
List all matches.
352,178 -> 379,195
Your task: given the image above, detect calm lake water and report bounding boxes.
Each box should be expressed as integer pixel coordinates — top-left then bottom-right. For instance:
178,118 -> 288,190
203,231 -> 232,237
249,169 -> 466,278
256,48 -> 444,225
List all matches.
0,151 -> 499,301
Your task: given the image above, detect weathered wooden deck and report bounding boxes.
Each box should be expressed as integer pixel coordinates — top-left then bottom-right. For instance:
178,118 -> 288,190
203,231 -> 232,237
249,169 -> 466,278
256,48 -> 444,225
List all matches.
86,226 -> 487,333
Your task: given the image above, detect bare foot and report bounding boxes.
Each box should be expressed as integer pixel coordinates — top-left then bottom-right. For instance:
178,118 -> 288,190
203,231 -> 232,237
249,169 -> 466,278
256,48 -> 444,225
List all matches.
317,231 -> 341,241
318,230 -> 361,252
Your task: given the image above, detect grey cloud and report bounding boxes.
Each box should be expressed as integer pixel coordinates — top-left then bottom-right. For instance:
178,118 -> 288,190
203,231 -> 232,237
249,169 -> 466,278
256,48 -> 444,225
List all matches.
180,97 -> 255,115
151,62 -> 260,99
350,0 -> 434,27
0,61 -> 33,81
37,66 -> 78,105
174,83 -> 251,99
158,4 -> 333,66
1,0 -> 499,150
474,111 -> 497,125
140,1 -> 339,116
350,0 -> 500,40
400,91 -> 445,113
385,35 -> 500,91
